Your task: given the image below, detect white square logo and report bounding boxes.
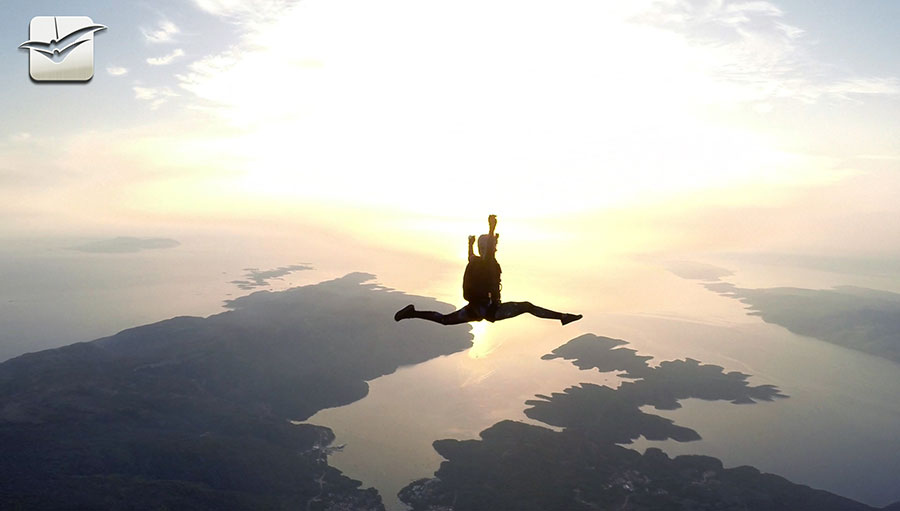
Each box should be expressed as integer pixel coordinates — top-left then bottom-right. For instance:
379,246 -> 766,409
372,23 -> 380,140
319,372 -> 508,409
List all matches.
19,16 -> 107,82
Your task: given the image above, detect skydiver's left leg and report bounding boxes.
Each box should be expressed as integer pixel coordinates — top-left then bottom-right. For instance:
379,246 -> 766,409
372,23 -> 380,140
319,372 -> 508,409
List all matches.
492,301 -> 582,325
394,304 -> 481,325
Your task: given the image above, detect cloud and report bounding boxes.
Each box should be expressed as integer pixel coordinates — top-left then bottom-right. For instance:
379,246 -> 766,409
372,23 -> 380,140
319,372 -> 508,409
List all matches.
172,0 -> 863,217
9,0 -> 889,237
106,66 -> 128,76
192,0 -> 294,23
142,20 -> 179,43
633,0 -> 899,104
825,77 -> 900,99
133,85 -> 179,109
9,133 -> 31,143
857,154 -> 900,162
69,237 -> 181,253
665,260 -> 734,281
635,1 -> 797,41
146,49 -> 185,66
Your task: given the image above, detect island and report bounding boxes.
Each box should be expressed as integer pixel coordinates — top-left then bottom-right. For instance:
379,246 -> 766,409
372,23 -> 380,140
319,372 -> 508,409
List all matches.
400,334 -> 884,511
706,282 -> 900,364
665,260 -> 900,365
0,273 -> 472,510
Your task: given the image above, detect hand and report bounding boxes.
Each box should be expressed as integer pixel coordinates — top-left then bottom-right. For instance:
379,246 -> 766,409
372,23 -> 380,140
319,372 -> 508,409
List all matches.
468,235 -> 476,245
488,214 -> 497,229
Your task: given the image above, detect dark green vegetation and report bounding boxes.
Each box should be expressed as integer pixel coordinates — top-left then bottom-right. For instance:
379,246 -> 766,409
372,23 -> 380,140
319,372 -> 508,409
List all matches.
400,334 -> 882,511
0,273 -> 471,510
707,282 -> 900,364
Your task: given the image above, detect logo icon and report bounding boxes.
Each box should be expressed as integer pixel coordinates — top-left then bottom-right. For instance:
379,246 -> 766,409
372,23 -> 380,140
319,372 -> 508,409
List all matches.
19,16 -> 107,82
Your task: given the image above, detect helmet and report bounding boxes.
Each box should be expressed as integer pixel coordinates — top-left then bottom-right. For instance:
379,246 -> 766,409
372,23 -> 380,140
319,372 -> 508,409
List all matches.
477,234 -> 496,257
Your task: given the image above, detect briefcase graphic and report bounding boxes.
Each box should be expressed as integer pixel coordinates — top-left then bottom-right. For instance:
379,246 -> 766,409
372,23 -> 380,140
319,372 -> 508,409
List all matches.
19,16 -> 107,82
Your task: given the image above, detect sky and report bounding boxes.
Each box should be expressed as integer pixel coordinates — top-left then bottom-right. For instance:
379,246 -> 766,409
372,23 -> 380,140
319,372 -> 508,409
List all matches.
1,0 -> 899,260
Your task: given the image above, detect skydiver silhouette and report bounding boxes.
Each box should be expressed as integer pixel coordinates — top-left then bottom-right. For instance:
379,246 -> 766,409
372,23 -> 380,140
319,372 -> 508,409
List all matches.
394,215 -> 582,326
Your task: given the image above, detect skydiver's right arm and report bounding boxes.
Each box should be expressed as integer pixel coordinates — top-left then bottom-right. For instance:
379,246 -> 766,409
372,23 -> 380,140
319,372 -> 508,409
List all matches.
485,215 -> 498,263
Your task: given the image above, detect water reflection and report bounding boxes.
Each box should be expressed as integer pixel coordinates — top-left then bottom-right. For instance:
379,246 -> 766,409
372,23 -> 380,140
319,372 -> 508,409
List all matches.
467,320 -> 497,359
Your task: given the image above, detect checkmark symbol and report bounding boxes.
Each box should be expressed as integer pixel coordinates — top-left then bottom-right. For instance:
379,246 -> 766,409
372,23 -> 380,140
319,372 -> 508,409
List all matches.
19,17 -> 107,63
